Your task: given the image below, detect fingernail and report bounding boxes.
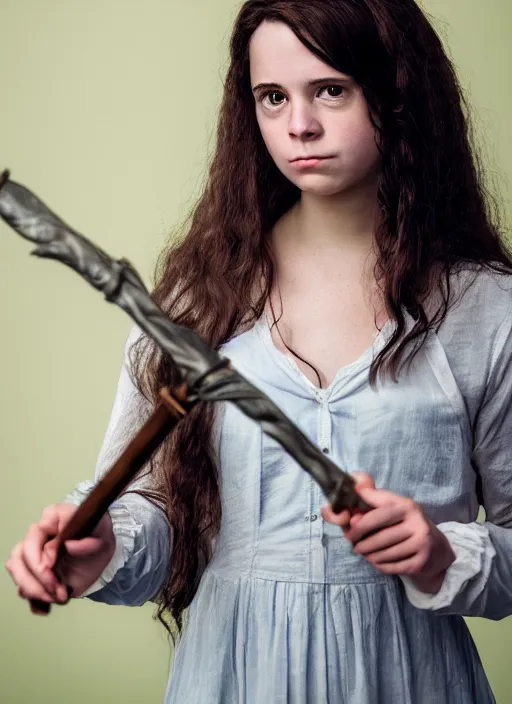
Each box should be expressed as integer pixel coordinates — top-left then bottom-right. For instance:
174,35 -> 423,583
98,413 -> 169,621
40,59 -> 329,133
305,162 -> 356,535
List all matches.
57,585 -> 68,602
60,585 -> 74,604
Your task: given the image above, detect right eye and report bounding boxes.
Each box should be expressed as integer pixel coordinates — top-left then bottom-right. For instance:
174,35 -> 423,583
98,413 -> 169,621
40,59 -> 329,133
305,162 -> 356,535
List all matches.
261,91 -> 287,108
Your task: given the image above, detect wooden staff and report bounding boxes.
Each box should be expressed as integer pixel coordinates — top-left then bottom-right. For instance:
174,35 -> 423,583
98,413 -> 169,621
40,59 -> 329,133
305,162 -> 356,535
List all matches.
31,384 -> 194,614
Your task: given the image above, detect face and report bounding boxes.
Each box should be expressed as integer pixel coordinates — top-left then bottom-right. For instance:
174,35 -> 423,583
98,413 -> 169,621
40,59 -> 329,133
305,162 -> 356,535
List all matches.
249,21 -> 380,197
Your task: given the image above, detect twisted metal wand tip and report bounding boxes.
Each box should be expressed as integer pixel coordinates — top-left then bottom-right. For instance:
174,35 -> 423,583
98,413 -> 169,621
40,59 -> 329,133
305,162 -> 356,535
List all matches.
0,169 -> 10,191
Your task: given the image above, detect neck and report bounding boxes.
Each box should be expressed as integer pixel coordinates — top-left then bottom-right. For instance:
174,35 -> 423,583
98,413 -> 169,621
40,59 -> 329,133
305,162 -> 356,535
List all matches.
284,180 -> 380,254
268,178 -> 386,331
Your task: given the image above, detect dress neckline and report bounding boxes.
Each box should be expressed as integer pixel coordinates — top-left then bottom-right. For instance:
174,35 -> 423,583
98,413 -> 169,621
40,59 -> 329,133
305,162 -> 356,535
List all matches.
253,312 -> 396,401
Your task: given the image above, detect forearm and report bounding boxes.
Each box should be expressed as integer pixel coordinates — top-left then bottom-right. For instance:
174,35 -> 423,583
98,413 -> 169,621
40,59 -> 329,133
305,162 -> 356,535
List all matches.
64,481 -> 172,606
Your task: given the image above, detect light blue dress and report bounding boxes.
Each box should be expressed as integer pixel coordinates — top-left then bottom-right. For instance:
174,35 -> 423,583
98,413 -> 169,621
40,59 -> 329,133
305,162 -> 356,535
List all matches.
66,267 -> 512,703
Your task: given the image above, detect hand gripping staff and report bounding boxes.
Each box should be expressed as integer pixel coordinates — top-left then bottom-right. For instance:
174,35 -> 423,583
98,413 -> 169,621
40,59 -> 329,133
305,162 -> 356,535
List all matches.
0,170 -> 369,614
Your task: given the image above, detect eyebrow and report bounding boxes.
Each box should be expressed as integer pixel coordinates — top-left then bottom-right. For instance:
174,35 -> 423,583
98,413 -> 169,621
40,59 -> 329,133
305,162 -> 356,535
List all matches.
252,76 -> 351,93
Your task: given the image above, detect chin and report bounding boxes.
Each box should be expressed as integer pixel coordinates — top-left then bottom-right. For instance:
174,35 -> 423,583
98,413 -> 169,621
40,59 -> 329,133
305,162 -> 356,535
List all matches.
296,180 -> 353,198
288,170 -> 376,198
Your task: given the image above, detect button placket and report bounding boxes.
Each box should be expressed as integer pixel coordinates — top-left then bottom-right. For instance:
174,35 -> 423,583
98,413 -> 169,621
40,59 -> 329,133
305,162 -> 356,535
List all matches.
318,398 -> 332,457
310,399 -> 332,581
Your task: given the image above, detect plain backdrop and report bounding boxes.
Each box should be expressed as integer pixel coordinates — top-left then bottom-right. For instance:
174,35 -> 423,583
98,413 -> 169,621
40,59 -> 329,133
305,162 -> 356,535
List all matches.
0,1 -> 510,701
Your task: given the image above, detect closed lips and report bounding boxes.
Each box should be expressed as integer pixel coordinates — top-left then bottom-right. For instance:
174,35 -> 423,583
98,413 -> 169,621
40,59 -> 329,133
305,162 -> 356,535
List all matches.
290,155 -> 331,162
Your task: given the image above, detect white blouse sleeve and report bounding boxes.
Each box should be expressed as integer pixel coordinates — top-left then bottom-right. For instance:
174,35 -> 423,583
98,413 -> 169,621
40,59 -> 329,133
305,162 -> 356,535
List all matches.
63,326 -> 172,605
402,312 -> 512,619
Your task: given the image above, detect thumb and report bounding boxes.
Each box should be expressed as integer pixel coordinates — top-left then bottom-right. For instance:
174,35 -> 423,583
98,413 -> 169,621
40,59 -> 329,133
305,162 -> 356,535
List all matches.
348,513 -> 365,530
41,537 -> 60,570
64,536 -> 105,558
348,472 -> 376,517
351,471 -> 375,491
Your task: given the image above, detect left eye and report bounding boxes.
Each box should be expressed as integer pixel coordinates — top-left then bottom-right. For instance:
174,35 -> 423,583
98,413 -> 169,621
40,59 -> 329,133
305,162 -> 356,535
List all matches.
319,85 -> 344,98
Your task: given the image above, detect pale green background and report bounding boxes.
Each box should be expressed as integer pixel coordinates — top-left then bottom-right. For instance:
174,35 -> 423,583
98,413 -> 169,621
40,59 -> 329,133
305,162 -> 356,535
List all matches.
0,1 -> 510,702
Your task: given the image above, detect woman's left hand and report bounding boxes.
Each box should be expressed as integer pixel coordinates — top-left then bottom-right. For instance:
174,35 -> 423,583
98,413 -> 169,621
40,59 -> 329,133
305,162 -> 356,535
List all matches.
321,472 -> 456,594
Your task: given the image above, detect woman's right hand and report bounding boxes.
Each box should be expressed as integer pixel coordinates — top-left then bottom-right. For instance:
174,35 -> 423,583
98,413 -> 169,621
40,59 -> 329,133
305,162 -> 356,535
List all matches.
5,503 -> 116,613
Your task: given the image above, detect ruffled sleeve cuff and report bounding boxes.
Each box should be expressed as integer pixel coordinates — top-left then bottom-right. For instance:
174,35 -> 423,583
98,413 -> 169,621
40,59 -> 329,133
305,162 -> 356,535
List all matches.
62,480 -> 139,597
400,521 -> 496,610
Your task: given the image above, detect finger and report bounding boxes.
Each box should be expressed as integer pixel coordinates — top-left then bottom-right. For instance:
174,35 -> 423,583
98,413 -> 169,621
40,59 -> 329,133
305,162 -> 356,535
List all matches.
38,505 -> 80,563
369,539 -> 417,566
353,523 -> 413,556
38,506 -> 61,536
6,546 -> 56,604
369,552 -> 425,576
41,536 -> 62,571
23,525 -> 60,593
321,505 -> 351,527
322,472 -> 377,523
38,508 -> 70,569
345,505 -> 405,545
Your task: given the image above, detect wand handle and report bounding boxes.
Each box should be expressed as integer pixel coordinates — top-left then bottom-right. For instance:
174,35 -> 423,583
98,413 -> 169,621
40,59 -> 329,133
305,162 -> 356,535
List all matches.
30,385 -> 193,615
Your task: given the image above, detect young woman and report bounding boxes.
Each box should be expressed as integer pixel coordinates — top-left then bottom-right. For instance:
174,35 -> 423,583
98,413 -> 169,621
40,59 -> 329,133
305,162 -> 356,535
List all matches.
6,1 -> 512,701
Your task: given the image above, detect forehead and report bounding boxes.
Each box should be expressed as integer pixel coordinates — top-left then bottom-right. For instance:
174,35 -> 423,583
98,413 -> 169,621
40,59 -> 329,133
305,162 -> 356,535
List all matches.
249,20 -> 347,85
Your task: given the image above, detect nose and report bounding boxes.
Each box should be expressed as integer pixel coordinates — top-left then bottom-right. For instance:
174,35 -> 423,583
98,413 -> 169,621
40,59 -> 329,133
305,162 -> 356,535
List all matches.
288,101 -> 322,141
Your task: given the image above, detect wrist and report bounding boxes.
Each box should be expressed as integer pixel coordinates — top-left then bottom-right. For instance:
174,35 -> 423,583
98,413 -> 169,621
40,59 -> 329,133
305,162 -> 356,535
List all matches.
410,570 -> 446,595
411,526 -> 456,595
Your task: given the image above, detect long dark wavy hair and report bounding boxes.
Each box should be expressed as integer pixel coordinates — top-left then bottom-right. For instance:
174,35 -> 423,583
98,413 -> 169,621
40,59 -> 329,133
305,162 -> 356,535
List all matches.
130,0 -> 511,636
